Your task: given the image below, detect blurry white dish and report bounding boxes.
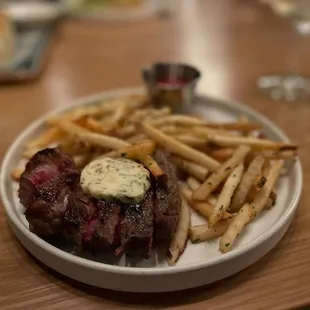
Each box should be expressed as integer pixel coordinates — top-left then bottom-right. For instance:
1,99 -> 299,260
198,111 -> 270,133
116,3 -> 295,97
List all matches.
0,87 -> 302,292
3,2 -> 63,27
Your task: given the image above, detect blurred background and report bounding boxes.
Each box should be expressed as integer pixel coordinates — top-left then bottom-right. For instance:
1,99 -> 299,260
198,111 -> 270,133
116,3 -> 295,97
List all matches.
1,0 -> 310,149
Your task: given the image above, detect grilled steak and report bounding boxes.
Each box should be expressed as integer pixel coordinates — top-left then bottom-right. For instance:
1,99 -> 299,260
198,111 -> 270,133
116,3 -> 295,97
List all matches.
18,147 -> 181,258
153,149 -> 180,245
64,188 -> 121,251
115,189 -> 155,258
19,148 -> 80,238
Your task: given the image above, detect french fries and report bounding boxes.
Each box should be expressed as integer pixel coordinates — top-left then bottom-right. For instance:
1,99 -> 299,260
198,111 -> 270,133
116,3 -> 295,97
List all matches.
141,123 -> 220,171
46,94 -> 147,125
152,115 -> 206,127
138,155 -> 167,183
219,160 -> 284,253
174,135 -> 207,148
219,203 -> 253,253
111,102 -> 132,128
193,145 -> 251,201
251,160 -> 284,216
230,156 -> 265,212
25,127 -> 64,149
172,156 -> 209,181
12,93 -> 297,260
206,122 -> 261,132
74,131 -> 130,150
76,116 -> 111,134
22,147 -> 41,159
11,167 -> 24,181
189,219 -> 233,243
209,164 -> 244,227
205,133 -> 298,151
186,176 -> 201,191
73,154 -> 92,168
210,148 -> 234,162
102,140 -> 156,159
179,183 -> 232,220
167,198 -> 191,266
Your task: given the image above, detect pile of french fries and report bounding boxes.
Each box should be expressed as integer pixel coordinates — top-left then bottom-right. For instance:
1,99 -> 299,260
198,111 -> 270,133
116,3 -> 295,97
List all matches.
12,93 -> 298,264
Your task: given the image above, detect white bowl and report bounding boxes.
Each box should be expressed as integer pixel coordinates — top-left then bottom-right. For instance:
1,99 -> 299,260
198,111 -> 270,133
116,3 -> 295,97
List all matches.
0,87 -> 302,293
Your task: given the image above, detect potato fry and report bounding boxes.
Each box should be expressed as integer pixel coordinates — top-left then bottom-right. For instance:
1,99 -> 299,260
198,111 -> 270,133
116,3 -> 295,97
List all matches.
76,116 -> 111,134
246,176 -> 269,203
172,156 -> 209,181
205,133 -> 297,151
74,131 -> 130,150
46,94 -> 146,125
102,140 -> 156,159
167,197 -> 191,266
220,160 -> 284,253
230,156 -> 265,212
73,154 -> 92,169
192,127 -> 232,137
115,124 -> 136,138
160,125 -> 186,135
174,134 -> 207,148
238,115 -> 252,137
58,136 -> 91,156
193,145 -> 251,201
268,190 -> 277,207
111,102 -> 132,128
186,177 -> 218,205
25,127 -> 64,149
129,107 -> 171,123
206,122 -> 261,132
138,155 -> 167,183
22,147 -> 41,159
219,203 -> 253,253
141,123 -> 220,171
251,160 -> 284,216
209,164 -> 244,227
152,115 -> 206,127
189,219 -> 233,243
57,120 -> 90,136
126,133 -> 147,144
11,167 -> 24,181
210,148 -> 234,162
186,176 -> 201,191
265,150 -> 298,159
179,183 -> 232,220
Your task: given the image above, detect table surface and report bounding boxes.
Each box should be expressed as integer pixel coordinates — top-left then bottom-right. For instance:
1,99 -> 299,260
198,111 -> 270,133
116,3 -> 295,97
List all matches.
1,0 -> 309,309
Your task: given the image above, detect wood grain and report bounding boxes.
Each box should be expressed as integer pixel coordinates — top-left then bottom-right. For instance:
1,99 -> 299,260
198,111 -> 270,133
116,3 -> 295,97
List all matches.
0,0 -> 309,309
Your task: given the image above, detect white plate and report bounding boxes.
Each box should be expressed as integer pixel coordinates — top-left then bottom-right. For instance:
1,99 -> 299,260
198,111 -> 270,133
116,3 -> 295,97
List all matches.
0,87 -> 302,293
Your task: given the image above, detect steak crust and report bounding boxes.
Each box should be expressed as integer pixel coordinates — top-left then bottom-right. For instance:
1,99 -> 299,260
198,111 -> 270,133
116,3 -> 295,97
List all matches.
153,149 -> 181,246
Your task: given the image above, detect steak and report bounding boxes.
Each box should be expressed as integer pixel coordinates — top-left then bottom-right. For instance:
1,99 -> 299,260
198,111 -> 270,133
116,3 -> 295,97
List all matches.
18,147 -> 181,258
19,148 -> 80,238
153,149 -> 180,246
63,188 -> 121,251
115,189 -> 155,258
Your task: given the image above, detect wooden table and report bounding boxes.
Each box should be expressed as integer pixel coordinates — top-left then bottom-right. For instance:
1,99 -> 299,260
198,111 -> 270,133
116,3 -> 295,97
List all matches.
0,0 -> 309,309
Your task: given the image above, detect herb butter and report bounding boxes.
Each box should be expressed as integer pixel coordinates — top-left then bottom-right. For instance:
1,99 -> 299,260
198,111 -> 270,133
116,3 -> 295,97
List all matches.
80,157 -> 151,204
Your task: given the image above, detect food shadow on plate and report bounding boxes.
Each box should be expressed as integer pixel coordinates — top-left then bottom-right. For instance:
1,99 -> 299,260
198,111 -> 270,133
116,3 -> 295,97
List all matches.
50,238 -> 166,267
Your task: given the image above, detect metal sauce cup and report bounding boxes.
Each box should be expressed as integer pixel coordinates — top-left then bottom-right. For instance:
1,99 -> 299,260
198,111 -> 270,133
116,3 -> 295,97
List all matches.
142,62 -> 201,112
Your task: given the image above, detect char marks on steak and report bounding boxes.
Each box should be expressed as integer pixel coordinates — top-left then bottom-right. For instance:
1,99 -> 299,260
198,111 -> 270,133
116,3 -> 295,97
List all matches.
19,148 -> 80,238
153,149 -> 181,246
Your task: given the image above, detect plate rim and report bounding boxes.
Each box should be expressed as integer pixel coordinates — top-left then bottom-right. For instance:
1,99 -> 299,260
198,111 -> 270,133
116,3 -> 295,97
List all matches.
0,86 -> 303,276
